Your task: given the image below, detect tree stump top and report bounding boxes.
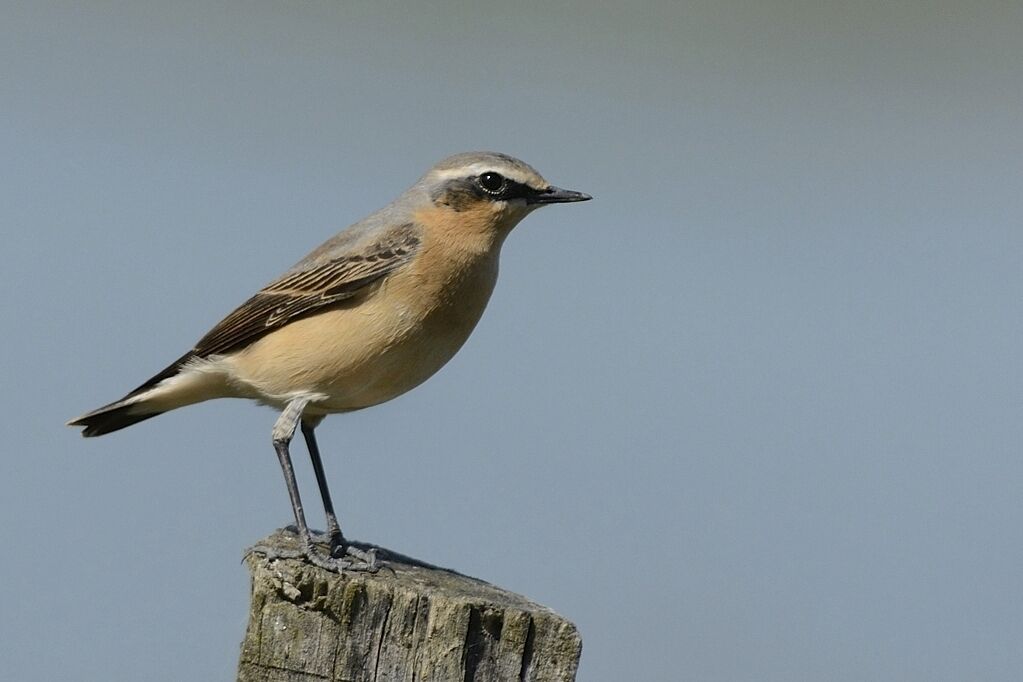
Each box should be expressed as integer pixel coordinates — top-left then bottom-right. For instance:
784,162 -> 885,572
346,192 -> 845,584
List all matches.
237,530 -> 582,681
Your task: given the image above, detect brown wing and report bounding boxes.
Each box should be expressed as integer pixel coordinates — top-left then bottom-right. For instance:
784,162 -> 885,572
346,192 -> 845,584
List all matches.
124,225 -> 420,397
193,228 -> 420,358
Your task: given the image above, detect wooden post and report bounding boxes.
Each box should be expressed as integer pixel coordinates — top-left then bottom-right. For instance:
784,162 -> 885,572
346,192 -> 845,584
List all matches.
237,530 -> 582,681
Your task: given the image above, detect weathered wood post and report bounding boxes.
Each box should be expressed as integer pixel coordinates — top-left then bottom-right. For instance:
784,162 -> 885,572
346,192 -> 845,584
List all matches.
237,530 -> 582,681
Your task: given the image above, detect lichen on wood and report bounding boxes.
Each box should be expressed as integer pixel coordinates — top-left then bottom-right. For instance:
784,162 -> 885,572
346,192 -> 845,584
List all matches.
237,530 -> 581,681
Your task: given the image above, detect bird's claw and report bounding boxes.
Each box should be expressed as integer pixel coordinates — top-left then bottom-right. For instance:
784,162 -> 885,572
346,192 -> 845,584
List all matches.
248,537 -> 381,574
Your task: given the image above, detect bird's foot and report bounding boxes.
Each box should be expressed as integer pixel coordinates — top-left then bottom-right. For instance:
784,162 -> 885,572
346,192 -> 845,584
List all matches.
309,529 -> 345,557
310,529 -> 379,571
333,543 -> 380,572
248,532 -> 381,574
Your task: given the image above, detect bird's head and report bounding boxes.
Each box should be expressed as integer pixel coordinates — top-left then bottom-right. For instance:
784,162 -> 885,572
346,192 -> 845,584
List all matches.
415,152 -> 591,240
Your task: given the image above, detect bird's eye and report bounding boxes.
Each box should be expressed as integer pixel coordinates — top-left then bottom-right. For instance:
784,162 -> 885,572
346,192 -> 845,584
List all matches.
477,171 -> 506,195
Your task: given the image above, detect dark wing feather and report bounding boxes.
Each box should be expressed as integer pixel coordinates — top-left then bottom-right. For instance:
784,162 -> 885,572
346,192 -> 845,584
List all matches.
193,228 -> 420,358
188,270 -> 378,358
125,224 -> 420,397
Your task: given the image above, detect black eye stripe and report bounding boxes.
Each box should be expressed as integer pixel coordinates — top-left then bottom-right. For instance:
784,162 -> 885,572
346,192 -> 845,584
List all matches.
432,174 -> 541,208
473,174 -> 537,201
500,180 -> 538,201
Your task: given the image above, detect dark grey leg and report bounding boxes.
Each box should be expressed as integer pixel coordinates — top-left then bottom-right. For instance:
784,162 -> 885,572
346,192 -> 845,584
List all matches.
260,398 -> 337,570
301,420 -> 344,550
248,400 -> 378,572
300,419 -> 379,570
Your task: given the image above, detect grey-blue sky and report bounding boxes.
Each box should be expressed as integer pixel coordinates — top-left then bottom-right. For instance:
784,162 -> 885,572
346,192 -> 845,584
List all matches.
2,1 -> 1021,680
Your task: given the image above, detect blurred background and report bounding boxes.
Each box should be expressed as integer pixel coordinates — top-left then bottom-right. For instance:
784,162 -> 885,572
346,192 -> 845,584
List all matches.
2,1 -> 1021,680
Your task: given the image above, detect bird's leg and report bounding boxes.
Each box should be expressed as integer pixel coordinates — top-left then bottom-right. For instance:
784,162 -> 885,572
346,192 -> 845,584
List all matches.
300,419 -> 343,550
247,401 -> 377,572
252,397 -> 339,571
301,419 -> 379,571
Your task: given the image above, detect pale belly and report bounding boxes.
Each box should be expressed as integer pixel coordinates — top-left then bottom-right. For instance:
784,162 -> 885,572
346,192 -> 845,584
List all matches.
225,257 -> 499,413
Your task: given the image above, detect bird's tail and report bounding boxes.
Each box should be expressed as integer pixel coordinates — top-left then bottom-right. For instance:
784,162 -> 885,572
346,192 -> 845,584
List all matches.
67,351 -> 199,437
67,400 -> 163,437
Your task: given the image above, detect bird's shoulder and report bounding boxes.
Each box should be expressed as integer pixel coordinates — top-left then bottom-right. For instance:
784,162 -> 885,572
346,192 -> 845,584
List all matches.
271,219 -> 421,290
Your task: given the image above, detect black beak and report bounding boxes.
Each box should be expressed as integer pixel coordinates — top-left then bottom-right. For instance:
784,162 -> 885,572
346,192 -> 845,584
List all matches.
527,185 -> 593,205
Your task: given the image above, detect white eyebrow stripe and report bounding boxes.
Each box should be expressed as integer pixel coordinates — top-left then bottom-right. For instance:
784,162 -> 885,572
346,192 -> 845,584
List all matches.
431,164 -> 537,187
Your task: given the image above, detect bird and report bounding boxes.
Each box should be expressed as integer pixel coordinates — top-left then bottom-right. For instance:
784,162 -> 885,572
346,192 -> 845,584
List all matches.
68,151 -> 591,571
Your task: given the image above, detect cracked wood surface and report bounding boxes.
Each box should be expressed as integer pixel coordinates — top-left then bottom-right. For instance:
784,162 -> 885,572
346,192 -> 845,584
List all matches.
237,530 -> 582,681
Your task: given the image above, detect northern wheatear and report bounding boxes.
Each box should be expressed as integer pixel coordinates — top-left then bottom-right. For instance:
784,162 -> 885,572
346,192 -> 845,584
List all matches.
69,151 -> 590,570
